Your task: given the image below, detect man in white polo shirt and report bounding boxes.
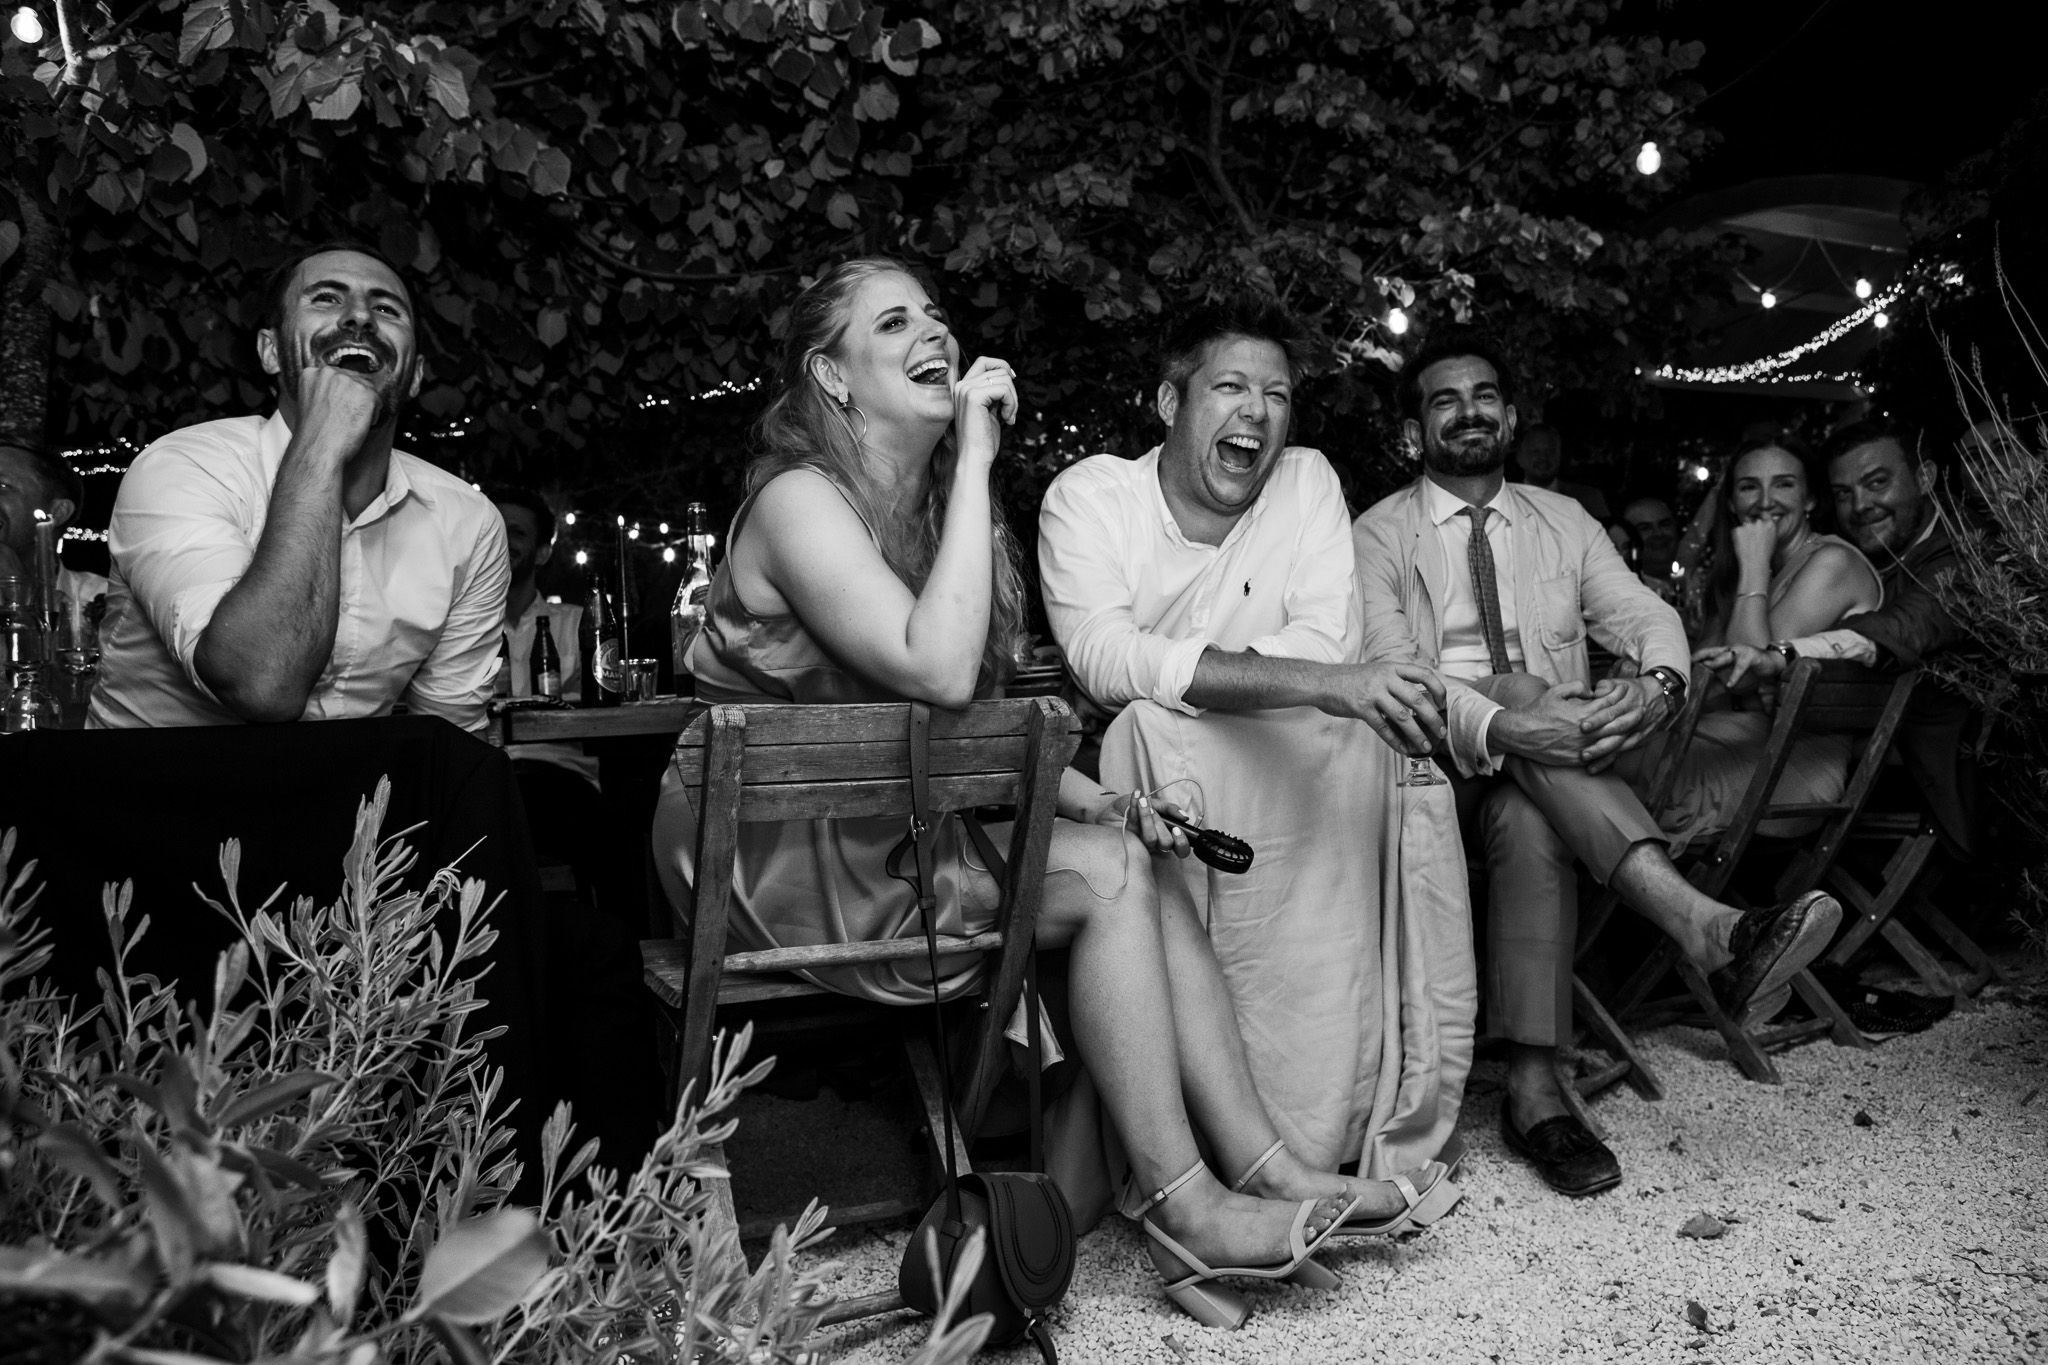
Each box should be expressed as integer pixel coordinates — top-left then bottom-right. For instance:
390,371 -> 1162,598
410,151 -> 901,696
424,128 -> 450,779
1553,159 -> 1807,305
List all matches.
90,242 -> 507,732
1039,296 -> 1475,1205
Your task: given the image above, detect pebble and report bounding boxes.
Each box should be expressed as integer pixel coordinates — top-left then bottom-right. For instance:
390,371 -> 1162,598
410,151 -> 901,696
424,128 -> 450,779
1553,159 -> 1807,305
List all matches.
813,992 -> 2048,1363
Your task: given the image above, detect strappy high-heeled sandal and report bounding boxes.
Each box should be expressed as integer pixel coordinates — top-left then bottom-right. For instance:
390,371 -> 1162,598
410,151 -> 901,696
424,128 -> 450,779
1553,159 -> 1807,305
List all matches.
1139,1159 -> 1360,1329
1231,1140 -> 1462,1241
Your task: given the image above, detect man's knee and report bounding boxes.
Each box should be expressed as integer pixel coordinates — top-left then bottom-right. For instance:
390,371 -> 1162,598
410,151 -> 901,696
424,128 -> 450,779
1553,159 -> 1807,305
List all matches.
1480,783 -> 1571,863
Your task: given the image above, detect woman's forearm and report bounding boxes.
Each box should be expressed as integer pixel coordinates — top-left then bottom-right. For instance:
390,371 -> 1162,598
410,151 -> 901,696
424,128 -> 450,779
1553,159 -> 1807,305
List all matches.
902,459 -> 995,701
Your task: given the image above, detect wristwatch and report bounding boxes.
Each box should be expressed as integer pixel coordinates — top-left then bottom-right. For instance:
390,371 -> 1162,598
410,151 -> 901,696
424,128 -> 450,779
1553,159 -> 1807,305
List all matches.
1766,640 -> 1799,668
1644,666 -> 1687,706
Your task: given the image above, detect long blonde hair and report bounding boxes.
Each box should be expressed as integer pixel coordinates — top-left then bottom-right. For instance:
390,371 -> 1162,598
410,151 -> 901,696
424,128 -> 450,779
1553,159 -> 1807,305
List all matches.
749,257 -> 1026,688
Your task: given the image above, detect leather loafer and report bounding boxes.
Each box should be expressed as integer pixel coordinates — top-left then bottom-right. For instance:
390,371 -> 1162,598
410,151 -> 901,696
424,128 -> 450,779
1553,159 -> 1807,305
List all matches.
1709,890 -> 1843,1027
1500,1106 -> 1621,1198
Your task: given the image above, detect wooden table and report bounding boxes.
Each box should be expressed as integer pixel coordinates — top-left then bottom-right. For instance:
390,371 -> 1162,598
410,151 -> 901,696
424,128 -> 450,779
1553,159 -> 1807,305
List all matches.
485,697 -> 697,747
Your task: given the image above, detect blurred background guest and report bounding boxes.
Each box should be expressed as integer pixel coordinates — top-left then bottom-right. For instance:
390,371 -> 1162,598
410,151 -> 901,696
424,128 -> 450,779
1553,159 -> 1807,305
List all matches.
1620,493 -> 1681,586
1512,423 -> 1610,519
0,434 -> 104,606
488,483 -> 622,921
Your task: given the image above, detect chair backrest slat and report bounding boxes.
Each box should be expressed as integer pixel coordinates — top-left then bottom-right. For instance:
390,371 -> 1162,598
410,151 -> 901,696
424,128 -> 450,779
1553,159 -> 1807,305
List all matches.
736,772 -> 1028,822
676,734 -> 1032,786
673,699 -> 1078,821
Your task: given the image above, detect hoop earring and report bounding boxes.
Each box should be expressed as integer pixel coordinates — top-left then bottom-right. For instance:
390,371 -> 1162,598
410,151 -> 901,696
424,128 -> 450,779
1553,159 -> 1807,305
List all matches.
842,402 -> 868,445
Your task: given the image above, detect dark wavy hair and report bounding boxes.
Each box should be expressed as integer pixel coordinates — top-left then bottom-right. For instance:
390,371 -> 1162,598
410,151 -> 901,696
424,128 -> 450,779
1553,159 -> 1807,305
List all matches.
1157,293 -> 1310,398
747,257 -> 1025,688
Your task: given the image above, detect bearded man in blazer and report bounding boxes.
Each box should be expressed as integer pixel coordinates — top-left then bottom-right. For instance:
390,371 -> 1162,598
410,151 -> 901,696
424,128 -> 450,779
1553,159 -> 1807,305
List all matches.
1351,330 -> 1841,1198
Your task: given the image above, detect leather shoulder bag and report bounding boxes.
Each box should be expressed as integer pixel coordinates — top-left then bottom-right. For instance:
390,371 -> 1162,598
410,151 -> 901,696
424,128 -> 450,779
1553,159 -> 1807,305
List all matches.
888,701 -> 1075,1364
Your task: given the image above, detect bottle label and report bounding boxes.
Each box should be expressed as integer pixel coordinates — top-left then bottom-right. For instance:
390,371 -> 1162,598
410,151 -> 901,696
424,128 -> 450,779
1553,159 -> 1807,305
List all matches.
537,669 -> 562,699
594,639 -> 626,692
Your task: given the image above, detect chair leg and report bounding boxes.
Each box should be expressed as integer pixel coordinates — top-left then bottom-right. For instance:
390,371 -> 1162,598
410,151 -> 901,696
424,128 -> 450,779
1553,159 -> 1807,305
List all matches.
1572,974 -> 1665,1101
901,1028 -> 974,1181
1877,918 -> 1970,1011
1674,959 -> 1780,1084
1788,968 -> 1870,1049
1610,939 -> 1684,1020
1912,895 -> 2006,993
1552,1050 -> 1607,1142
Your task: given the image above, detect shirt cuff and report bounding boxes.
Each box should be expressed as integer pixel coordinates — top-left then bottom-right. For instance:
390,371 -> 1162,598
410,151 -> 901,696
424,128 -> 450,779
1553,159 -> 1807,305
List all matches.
1242,629 -> 1346,667
167,580 -> 238,707
1469,698 -> 1507,776
1785,629 -> 1879,665
1153,636 -> 1216,716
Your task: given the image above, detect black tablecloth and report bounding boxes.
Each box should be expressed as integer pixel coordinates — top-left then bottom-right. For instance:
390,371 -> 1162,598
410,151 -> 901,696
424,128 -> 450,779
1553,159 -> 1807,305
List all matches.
0,715 -> 657,1188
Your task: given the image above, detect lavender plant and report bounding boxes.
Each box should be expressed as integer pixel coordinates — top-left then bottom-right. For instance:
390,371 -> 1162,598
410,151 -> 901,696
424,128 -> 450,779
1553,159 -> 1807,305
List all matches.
0,782 -> 989,1363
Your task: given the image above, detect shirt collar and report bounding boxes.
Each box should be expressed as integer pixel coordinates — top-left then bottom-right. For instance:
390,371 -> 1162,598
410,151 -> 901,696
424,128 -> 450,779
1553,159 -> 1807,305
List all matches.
259,408 -> 428,522
1424,474 -> 1514,527
1141,444 -> 1271,551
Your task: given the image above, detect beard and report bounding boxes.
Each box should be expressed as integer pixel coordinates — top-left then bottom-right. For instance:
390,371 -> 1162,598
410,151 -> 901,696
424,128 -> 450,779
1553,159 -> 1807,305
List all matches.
1849,499 -> 1927,557
1423,419 -> 1508,478
281,329 -> 408,430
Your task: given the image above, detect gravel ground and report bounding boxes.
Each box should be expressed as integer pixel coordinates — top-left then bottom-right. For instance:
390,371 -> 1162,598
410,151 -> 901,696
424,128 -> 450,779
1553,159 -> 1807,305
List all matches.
801,975 -> 2048,1364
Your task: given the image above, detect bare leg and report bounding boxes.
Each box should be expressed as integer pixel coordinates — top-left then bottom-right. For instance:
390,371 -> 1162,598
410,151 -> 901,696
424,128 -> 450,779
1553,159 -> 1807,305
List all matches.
1608,841 -> 1740,969
1145,852 -> 1437,1220
974,821 -> 1344,1271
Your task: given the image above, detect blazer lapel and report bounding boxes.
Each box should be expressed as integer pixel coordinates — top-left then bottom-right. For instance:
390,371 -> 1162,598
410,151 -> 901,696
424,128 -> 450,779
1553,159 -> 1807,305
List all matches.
1408,480 -> 1451,655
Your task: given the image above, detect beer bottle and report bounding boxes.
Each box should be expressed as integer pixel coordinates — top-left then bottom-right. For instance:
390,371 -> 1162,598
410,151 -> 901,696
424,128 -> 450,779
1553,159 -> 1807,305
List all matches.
492,631 -> 513,696
583,572 -> 625,707
669,501 -> 716,694
532,615 -> 563,700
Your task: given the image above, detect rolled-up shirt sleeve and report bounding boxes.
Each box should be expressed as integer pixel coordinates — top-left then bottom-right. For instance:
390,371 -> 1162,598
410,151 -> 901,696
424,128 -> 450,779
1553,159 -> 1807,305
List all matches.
402,507 -> 510,732
108,438 -> 259,704
1241,455 -> 1355,665
1039,468 -> 1213,715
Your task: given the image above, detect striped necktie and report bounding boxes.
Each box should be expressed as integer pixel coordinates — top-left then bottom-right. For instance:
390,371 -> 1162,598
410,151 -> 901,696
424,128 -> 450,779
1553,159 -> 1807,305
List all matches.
1459,505 -> 1514,675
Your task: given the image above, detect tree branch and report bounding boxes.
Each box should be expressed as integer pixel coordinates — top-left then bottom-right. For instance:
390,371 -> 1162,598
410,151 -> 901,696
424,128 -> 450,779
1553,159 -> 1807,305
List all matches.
1175,12 -> 1259,242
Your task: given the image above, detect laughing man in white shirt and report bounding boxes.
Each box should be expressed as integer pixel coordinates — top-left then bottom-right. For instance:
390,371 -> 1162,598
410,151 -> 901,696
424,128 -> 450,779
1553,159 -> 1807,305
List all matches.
1039,296 -> 1476,1208
89,242 -> 508,732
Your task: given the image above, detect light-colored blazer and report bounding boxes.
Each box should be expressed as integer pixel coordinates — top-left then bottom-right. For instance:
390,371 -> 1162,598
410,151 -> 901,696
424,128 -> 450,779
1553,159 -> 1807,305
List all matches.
1352,476 -> 1690,776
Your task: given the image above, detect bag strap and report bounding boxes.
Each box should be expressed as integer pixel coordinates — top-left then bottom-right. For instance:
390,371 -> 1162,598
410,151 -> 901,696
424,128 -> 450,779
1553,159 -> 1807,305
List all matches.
957,813 -> 1045,1174
901,701 -> 966,1231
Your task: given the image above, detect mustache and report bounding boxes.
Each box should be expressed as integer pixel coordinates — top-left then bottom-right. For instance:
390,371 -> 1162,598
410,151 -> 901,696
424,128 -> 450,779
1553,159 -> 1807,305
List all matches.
309,329 -> 399,371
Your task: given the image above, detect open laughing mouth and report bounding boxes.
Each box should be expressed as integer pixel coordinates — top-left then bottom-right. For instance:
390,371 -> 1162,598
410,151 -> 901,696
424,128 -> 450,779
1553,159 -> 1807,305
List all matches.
908,356 -> 950,387
320,339 -> 392,375
1216,433 -> 1262,473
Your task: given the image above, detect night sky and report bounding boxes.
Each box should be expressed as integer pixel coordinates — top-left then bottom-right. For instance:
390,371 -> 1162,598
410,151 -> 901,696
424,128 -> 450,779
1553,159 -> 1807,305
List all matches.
1668,0 -> 2044,191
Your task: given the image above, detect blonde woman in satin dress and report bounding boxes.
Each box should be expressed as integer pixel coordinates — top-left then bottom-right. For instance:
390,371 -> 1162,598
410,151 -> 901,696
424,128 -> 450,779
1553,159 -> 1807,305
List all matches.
1662,438 -> 1882,846
650,259 -> 1460,1327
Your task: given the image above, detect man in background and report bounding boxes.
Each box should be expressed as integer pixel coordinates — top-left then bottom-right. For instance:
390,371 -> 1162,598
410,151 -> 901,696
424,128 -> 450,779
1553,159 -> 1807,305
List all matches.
1621,494 -> 1680,583
0,435 -> 106,607
1514,424 -> 1610,519
489,483 -> 625,921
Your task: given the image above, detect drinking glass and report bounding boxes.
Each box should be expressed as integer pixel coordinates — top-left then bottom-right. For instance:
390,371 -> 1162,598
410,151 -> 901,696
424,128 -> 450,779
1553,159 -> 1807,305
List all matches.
625,658 -> 660,702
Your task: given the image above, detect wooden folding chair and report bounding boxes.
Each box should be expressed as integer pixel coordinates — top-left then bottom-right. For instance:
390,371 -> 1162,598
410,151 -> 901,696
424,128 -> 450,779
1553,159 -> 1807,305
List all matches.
1813,743 -> 2004,1015
641,697 -> 1077,1308
1581,660 -> 1919,1083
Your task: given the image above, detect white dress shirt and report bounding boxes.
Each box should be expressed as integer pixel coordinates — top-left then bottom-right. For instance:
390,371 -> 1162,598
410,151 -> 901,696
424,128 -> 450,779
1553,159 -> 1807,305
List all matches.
1038,445 -> 1357,715
504,595 -> 600,786
88,411 -> 509,732
1426,476 -> 1525,683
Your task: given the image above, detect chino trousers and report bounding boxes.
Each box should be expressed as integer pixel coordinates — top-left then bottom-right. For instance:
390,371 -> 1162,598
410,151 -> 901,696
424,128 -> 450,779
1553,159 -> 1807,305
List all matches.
1447,674 -> 1667,1048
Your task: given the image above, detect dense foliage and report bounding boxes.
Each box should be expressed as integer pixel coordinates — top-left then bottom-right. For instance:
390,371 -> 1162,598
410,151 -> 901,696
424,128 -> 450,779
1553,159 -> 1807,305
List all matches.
0,785 -> 990,1363
2,0 -> 1732,515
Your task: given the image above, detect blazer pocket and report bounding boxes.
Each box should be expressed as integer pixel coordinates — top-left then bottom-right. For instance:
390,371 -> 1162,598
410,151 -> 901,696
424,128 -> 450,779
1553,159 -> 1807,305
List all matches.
1533,572 -> 1587,648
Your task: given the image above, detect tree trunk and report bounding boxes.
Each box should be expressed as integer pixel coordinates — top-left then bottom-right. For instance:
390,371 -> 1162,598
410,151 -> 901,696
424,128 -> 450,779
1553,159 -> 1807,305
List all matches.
0,169 -> 56,444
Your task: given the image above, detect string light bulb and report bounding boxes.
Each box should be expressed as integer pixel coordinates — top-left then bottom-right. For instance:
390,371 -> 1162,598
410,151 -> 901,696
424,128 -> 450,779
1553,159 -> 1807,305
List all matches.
662,547 -> 676,563
1759,290 -> 1778,309
1386,307 -> 1410,336
1634,140 -> 1662,176
574,550 -> 588,566
1854,278 -> 1873,300
564,512 -> 576,526
1873,311 -> 1890,329
9,6 -> 43,42
658,522 -> 670,534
